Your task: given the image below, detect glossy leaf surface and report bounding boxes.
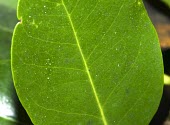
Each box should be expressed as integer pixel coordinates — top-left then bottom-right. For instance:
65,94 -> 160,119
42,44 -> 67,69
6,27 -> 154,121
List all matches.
12,0 -> 163,124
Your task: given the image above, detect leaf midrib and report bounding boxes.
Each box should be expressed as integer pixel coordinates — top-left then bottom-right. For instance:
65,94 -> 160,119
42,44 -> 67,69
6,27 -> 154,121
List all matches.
62,1 -> 107,125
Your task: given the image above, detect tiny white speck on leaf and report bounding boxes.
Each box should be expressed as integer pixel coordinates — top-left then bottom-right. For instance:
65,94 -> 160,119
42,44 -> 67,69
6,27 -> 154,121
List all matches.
138,1 -> 141,5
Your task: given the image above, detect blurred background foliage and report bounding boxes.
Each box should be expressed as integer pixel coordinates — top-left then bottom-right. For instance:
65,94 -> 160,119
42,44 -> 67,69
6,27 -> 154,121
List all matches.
0,0 -> 32,124
163,0 -> 170,7
0,0 -> 170,125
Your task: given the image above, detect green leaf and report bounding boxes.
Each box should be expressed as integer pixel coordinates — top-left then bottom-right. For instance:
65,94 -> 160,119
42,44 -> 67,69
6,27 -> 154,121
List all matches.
0,0 -> 18,10
162,0 -> 170,7
0,117 -> 17,125
0,1 -> 32,125
0,5 -> 17,33
164,74 -> 170,85
0,4 -> 18,125
12,0 -> 163,124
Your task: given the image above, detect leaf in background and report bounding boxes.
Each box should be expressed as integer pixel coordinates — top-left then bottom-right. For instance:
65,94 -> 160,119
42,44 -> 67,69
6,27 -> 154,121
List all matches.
12,0 -> 163,124
163,0 -> 170,7
0,0 -> 18,10
0,5 -> 18,125
164,74 -> 170,85
0,1 -> 32,125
